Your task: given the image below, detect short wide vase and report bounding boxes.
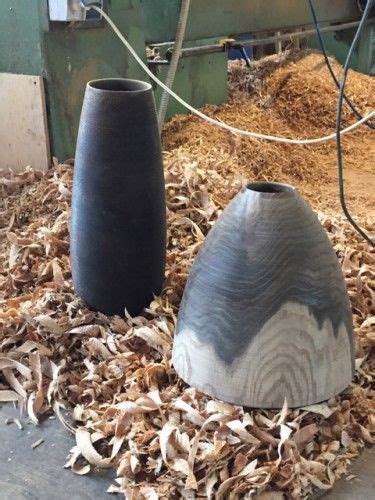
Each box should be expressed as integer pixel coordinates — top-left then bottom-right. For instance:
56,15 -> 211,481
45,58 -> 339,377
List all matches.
71,79 -> 166,316
172,182 -> 354,408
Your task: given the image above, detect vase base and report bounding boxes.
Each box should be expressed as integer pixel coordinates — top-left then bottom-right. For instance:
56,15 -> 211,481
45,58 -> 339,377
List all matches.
74,284 -> 163,317
172,301 -> 353,409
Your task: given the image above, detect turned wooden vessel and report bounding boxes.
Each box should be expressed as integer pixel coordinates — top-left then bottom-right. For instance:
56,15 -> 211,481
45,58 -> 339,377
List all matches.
172,182 -> 354,408
71,79 -> 166,316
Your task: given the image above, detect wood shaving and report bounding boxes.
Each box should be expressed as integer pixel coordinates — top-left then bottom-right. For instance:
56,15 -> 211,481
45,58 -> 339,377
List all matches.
31,438 -> 44,449
5,416 -> 23,430
0,52 -> 374,498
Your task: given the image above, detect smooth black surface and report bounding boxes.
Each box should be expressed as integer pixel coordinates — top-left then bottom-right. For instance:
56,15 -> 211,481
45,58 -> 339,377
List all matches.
71,78 -> 166,316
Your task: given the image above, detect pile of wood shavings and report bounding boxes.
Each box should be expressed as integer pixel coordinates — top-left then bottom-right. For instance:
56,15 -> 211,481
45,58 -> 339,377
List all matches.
0,52 -> 374,498
228,51 -> 375,131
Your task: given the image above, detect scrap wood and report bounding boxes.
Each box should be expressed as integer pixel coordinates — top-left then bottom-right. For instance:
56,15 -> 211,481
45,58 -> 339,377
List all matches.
5,416 -> 23,430
31,438 -> 44,449
0,52 -> 374,498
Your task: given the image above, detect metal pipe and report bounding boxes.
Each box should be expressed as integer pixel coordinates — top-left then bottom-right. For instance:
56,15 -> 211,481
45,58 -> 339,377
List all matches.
165,19 -> 372,59
240,20 -> 369,47
148,59 -> 169,65
157,0 -> 191,130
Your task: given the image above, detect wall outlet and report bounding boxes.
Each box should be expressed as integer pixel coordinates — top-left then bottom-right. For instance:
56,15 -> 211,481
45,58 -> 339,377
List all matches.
48,1 -> 103,22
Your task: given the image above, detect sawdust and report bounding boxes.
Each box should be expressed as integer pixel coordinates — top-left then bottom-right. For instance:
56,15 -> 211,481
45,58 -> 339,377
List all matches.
164,51 -> 375,215
0,51 -> 374,498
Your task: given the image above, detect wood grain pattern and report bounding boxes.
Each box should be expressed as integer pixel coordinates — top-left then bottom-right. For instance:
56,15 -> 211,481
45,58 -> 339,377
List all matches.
172,182 -> 354,408
173,302 -> 352,408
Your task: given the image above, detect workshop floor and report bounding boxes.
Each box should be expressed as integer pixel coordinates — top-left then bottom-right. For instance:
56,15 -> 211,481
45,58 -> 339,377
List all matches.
1,404 -> 374,499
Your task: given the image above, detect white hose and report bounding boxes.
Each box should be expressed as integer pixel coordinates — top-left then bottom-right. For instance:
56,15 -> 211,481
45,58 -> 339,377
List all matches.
157,0 -> 190,131
88,5 -> 375,145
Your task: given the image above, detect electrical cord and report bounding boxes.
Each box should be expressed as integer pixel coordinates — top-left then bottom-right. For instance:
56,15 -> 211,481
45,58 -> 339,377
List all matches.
233,44 -> 252,67
81,3 -> 375,145
82,2 -> 374,245
308,0 -> 375,130
336,0 -> 374,246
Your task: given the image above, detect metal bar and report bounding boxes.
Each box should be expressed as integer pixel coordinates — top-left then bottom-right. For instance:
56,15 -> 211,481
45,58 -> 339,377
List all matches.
240,20 -> 369,47
167,44 -> 223,58
148,59 -> 170,65
275,31 -> 282,54
237,45 -> 251,67
167,19 -> 373,59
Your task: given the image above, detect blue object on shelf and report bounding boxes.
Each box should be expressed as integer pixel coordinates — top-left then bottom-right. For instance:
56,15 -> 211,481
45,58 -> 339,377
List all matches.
228,34 -> 253,60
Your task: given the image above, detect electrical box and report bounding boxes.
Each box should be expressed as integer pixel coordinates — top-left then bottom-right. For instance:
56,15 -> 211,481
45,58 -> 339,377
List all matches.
48,0 -> 103,22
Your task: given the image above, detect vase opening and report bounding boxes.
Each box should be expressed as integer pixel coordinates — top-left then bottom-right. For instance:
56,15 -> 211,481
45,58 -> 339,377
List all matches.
247,181 -> 295,195
88,78 -> 152,93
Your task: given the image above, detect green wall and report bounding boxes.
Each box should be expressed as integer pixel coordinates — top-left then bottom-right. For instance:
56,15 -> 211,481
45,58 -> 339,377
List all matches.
140,0 -> 360,42
0,1 -> 227,161
0,1 -> 46,75
309,24 -> 375,75
152,37 -> 227,119
0,0 -> 371,162
0,1 -> 146,161
43,2 -> 147,159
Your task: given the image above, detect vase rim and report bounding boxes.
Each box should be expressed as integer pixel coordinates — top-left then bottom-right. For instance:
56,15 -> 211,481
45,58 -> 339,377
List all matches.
246,181 -> 296,198
87,78 -> 152,94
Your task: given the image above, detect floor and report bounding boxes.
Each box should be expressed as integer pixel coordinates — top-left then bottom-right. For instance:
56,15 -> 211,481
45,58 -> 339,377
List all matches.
0,405 -> 115,500
1,404 -> 374,499
319,446 -> 375,500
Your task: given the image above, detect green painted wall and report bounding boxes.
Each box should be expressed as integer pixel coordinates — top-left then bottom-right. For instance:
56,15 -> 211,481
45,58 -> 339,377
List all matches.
0,1 -> 227,160
0,0 -> 371,162
0,0 -> 146,161
140,0 -> 360,42
155,51 -> 227,119
152,37 -> 227,120
0,1 -> 45,75
43,2 -> 147,160
309,24 -> 375,75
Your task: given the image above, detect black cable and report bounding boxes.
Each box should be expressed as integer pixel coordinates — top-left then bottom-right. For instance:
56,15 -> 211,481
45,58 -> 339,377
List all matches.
336,0 -> 374,247
308,0 -> 375,130
232,44 -> 252,67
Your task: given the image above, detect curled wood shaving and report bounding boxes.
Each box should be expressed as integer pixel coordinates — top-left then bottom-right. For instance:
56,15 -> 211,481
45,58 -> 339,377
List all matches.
5,416 -> 23,429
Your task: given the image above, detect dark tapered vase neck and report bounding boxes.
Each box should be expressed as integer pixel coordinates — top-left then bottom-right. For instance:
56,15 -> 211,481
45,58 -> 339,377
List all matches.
245,181 -> 296,199
87,78 -> 152,94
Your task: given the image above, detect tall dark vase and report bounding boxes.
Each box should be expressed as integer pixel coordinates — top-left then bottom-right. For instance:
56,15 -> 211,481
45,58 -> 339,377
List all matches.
172,182 -> 354,408
71,79 -> 166,316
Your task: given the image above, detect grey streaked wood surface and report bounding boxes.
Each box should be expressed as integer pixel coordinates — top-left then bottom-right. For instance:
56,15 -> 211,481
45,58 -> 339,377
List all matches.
173,183 -> 354,408
0,404 -> 115,500
173,302 -> 352,408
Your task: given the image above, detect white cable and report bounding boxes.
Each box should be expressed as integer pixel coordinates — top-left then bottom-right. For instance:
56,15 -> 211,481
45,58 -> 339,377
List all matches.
90,5 -> 375,145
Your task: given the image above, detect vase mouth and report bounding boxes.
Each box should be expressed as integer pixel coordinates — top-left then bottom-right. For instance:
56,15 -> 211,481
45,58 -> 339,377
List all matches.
87,78 -> 152,93
246,181 -> 296,198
